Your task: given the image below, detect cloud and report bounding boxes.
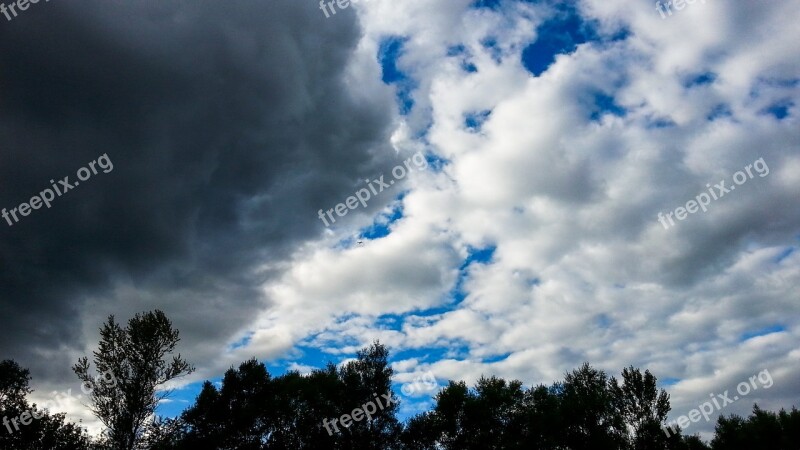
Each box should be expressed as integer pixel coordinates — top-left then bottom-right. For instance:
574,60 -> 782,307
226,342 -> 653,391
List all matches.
0,0 -> 398,412
235,0 -> 800,435
2,0 -> 798,439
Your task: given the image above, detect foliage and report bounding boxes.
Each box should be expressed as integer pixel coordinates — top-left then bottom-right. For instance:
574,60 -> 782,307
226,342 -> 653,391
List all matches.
711,405 -> 800,450
0,359 -> 93,450
73,310 -> 194,450
175,341 -> 401,449
4,313 -> 797,450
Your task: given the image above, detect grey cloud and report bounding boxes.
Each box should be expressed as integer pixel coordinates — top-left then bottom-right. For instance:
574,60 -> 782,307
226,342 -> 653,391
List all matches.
0,0 -> 396,383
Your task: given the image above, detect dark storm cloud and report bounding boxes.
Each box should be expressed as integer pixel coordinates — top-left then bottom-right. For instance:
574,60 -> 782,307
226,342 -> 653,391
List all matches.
0,0 -> 396,382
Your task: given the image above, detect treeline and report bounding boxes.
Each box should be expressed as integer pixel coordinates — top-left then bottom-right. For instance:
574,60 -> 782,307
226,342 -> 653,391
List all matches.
1,311 -> 798,449
155,343 -> 800,450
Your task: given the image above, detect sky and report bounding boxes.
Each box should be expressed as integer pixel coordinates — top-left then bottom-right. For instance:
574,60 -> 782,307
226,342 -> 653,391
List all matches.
0,0 -> 798,441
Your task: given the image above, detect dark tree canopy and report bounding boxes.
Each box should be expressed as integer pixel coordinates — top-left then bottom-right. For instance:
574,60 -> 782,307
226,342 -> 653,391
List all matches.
156,342 -> 796,450
0,359 -> 93,450
711,405 -> 800,450
73,309 -> 194,450
3,318 -> 798,450
171,341 -> 401,449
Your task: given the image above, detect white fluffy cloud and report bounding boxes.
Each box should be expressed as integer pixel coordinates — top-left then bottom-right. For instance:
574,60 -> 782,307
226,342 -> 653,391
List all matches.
223,0 -> 800,438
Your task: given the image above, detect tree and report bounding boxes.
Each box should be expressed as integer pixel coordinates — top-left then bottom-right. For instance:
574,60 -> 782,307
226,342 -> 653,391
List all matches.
180,359 -> 274,449
681,434 -> 711,450
408,380 -> 472,449
401,364 -> 685,449
777,407 -> 800,449
519,384 -> 563,449
0,359 -> 31,412
177,341 -> 401,449
401,411 -> 440,450
0,360 -> 93,450
559,363 -> 627,450
471,376 -> 528,447
609,366 -> 671,449
711,405 -> 800,450
400,376 -> 534,450
336,341 -> 403,449
73,310 -> 194,450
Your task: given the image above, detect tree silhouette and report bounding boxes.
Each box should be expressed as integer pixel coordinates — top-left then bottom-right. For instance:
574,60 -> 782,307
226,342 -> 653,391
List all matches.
0,360 -> 92,450
175,341 -> 401,449
397,362 -> 715,450
73,310 -> 194,450
401,376 -> 532,449
519,384 -> 562,449
711,405 -> 800,450
559,362 -> 627,449
609,366 -> 671,449
6,318 -> 794,449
